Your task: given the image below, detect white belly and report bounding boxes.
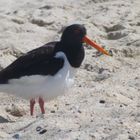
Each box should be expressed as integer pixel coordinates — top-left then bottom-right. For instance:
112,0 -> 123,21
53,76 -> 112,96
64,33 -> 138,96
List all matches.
0,52 -> 77,100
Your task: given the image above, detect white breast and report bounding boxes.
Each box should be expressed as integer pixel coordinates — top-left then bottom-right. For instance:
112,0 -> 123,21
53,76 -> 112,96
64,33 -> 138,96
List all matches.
0,52 -> 77,101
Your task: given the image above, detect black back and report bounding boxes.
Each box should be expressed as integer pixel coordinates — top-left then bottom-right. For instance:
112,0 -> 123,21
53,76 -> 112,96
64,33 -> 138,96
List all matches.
0,42 -> 64,83
0,24 -> 86,84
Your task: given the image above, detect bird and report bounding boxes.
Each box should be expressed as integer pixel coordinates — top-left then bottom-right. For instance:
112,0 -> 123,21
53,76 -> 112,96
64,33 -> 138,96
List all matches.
0,24 -> 110,116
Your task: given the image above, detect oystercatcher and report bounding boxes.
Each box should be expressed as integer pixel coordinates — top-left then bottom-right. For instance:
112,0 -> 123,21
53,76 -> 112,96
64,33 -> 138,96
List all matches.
0,24 -> 109,116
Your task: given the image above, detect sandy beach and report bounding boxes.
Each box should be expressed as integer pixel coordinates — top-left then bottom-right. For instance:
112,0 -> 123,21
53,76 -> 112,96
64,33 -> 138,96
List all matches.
0,0 -> 140,139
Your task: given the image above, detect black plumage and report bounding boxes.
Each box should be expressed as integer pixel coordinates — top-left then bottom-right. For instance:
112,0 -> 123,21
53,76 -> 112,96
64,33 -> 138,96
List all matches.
0,24 -> 86,84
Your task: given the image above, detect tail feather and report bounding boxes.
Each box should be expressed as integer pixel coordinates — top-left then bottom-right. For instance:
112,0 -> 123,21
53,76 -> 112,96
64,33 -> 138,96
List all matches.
0,72 -> 8,84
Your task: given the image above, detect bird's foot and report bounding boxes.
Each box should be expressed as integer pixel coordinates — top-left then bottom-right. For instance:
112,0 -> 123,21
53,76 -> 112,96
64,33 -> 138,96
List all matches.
30,99 -> 36,116
38,97 -> 45,114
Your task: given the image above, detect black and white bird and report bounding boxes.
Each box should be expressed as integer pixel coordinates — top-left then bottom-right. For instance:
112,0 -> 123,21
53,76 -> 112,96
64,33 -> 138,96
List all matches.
0,24 -> 109,116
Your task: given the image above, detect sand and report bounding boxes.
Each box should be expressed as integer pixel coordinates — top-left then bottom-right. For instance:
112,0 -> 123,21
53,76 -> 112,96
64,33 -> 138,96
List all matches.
0,0 -> 140,139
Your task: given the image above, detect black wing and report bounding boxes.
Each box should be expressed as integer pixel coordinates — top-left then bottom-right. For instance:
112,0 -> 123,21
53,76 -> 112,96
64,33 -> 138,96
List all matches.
0,42 -> 64,84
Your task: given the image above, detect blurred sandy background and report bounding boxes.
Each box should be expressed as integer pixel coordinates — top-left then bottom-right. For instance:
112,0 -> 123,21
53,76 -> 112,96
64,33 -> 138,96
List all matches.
0,0 -> 140,139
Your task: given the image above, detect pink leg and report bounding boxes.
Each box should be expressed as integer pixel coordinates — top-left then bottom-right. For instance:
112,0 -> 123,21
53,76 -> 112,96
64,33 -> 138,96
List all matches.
38,97 -> 45,114
30,99 -> 35,116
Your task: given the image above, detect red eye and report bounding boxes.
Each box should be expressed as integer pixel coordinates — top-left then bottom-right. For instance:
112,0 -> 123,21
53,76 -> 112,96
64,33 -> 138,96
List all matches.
74,29 -> 80,34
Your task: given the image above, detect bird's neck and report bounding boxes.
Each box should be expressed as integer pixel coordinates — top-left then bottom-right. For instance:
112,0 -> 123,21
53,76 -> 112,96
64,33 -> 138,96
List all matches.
58,41 -> 85,68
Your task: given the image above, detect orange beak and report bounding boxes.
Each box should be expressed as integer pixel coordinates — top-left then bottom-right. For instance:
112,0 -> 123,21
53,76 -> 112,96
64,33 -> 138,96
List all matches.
83,36 -> 110,56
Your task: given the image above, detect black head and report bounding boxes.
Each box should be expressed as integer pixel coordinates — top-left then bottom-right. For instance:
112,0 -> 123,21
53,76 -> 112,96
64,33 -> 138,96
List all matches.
59,24 -> 110,68
61,24 -> 87,46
